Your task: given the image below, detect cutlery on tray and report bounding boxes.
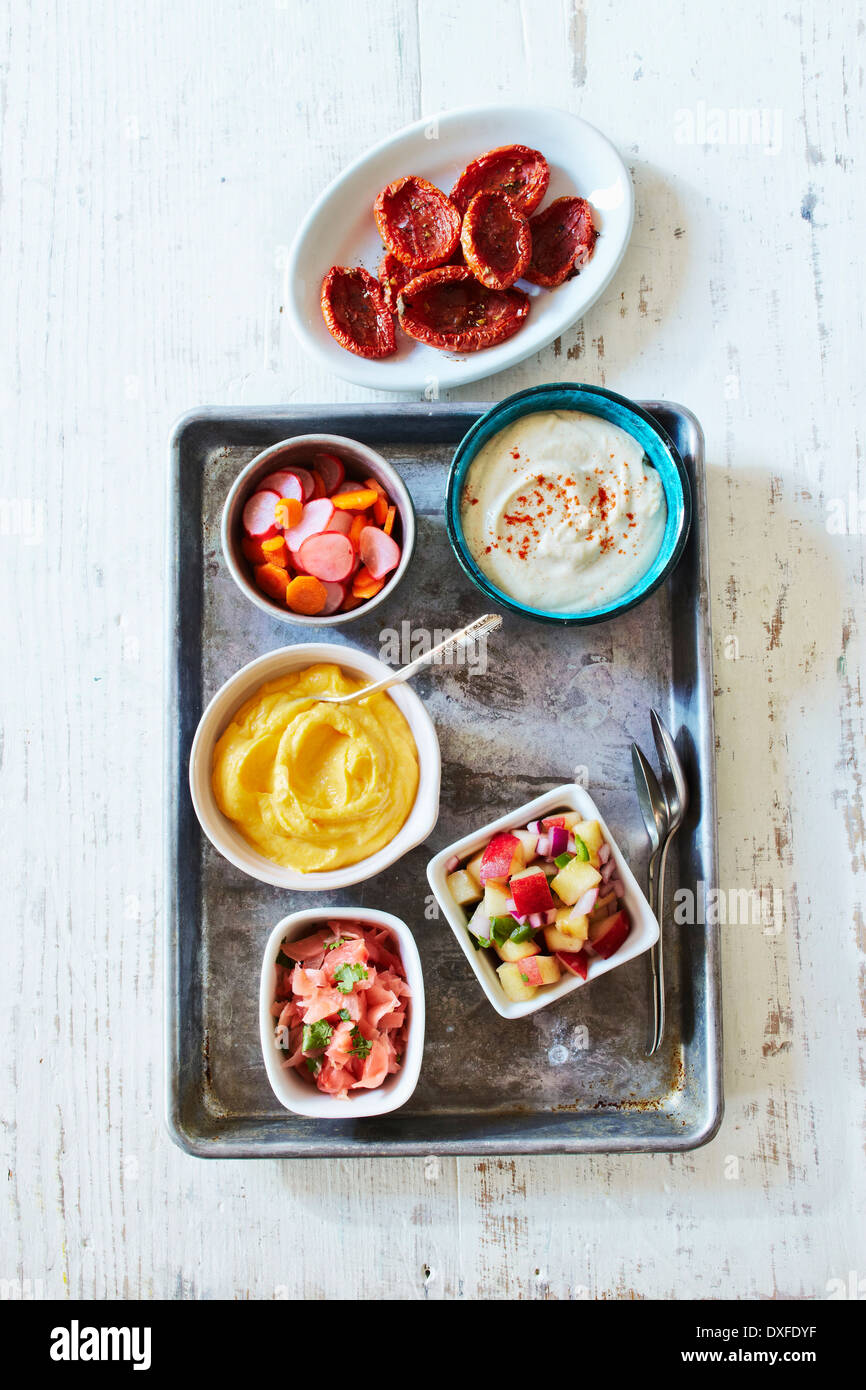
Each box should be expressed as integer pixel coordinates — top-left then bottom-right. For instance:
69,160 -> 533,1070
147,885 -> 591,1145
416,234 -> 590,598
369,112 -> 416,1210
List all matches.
632,711 -> 689,1056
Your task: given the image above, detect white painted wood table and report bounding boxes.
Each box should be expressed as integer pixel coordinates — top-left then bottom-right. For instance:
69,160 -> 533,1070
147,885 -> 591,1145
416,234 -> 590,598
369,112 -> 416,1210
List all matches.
2,0 -> 863,1300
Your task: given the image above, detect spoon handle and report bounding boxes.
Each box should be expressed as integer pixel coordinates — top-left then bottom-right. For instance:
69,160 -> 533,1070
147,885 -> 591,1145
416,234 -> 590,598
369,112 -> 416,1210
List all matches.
344,613 -> 502,703
646,847 -> 664,1054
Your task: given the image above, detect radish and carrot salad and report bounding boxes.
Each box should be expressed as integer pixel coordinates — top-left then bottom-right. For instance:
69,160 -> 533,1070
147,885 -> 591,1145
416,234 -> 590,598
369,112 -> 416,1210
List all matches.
241,451 -> 402,617
271,921 -> 411,1098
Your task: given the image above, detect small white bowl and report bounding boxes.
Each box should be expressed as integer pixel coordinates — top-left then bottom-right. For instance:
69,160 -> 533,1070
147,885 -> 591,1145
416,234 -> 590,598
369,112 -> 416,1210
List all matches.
427,782 -> 659,1020
259,907 -> 425,1118
190,643 -> 441,890
221,433 -> 416,627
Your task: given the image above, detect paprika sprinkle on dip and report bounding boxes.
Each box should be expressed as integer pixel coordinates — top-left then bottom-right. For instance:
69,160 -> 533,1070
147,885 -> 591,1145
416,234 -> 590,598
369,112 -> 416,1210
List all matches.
459,411 -> 667,614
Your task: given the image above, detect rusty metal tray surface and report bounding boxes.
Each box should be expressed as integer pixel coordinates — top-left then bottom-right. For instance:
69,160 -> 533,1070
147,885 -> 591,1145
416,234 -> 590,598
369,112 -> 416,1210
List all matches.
165,401 -> 722,1157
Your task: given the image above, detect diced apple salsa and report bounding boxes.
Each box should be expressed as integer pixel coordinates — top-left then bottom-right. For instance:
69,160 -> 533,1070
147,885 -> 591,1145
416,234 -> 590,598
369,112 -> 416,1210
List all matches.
445,812 -> 630,1002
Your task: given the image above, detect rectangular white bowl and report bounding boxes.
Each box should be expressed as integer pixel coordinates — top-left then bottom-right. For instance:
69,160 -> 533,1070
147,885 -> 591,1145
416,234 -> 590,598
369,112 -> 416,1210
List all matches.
427,783 -> 659,1020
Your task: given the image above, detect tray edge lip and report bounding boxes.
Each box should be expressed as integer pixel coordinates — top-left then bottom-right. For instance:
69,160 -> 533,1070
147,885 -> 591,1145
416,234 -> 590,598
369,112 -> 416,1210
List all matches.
163,398 -> 723,1158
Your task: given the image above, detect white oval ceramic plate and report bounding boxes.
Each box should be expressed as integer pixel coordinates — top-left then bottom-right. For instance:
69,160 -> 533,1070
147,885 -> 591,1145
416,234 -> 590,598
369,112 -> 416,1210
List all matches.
286,104 -> 634,393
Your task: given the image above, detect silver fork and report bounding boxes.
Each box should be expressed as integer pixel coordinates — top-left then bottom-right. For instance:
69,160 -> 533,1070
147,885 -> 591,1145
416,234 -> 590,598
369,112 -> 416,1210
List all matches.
647,709 -> 688,1055
632,743 -> 668,1054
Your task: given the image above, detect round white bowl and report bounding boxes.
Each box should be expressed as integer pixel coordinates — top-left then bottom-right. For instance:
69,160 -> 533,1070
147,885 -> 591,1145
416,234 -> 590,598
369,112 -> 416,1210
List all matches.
221,433 -> 416,627
189,643 -> 441,890
259,907 -> 425,1119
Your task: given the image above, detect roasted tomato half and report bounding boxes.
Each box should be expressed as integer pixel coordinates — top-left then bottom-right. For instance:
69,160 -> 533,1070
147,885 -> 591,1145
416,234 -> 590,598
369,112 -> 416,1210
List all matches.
450,144 -> 550,217
373,175 -> 462,271
525,196 -> 598,288
378,251 -> 413,314
320,265 -> 396,358
461,190 -> 531,290
397,266 -> 529,353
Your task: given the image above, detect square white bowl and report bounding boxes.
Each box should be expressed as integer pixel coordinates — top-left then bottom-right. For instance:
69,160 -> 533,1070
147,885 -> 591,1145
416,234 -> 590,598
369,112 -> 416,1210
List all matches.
259,908 -> 425,1119
427,782 -> 659,1020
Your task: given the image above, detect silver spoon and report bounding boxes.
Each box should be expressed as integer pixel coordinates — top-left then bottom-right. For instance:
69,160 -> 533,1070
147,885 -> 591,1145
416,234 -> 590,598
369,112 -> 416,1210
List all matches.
631,741 -> 669,1055
317,613 -> 503,705
648,710 -> 688,1055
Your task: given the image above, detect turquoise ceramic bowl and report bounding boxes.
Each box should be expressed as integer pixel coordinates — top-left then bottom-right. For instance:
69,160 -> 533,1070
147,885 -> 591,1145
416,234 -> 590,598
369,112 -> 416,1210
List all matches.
445,383 -> 692,626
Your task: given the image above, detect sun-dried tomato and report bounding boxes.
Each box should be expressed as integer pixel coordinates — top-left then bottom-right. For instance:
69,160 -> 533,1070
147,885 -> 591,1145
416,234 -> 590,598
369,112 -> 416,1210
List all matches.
397,265 -> 529,352
461,190 -> 531,290
377,251 -> 413,314
320,265 -> 396,358
373,175 -> 461,270
450,144 -> 549,217
525,196 -> 597,287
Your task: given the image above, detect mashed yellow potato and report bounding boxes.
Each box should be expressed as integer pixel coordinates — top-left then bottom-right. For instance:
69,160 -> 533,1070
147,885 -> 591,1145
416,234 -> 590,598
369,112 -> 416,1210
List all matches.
212,663 -> 419,872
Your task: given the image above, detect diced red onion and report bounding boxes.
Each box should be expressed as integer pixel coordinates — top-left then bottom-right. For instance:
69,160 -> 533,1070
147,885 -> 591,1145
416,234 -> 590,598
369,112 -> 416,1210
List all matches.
505,897 -> 517,913
528,912 -> 545,929
547,825 -> 568,857
512,912 -> 528,926
610,879 -> 625,898
527,820 -> 541,835
445,854 -> 460,874
536,834 -> 550,857
574,886 -> 599,916
544,908 -> 558,925
566,835 -> 576,853
601,858 -> 616,883
598,842 -> 611,865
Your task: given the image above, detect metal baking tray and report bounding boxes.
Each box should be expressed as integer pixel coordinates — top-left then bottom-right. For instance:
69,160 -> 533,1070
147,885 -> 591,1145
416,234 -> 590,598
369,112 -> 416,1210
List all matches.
165,401 -> 722,1157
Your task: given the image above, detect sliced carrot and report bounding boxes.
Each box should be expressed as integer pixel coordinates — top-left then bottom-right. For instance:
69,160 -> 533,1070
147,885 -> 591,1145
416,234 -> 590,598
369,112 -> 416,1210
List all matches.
286,574 -> 328,615
242,535 -> 269,565
352,564 -> 385,599
364,476 -> 387,497
261,536 -> 288,569
254,562 -> 291,603
383,505 -> 397,536
332,488 -> 379,511
341,592 -> 364,611
373,494 -> 389,525
275,496 -> 303,530
348,513 -> 367,549
310,472 -> 327,499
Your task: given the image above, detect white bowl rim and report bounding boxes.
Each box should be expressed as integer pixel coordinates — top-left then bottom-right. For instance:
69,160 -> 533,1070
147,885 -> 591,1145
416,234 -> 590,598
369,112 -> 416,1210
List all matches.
220,432 -> 416,627
189,642 -> 441,890
426,782 -> 659,1019
259,907 -> 425,1119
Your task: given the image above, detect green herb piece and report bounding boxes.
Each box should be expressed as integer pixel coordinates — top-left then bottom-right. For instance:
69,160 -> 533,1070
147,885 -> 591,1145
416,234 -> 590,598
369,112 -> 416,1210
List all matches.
276,949 -> 294,969
302,1020 -> 334,1053
490,914 -> 518,945
349,1026 -> 373,1060
572,836 -> 590,862
333,962 -> 369,994
508,920 -> 533,943
554,851 -> 574,870
305,1057 -> 321,1075
325,936 -> 348,951
520,973 -> 530,983
339,1009 -> 351,1021
469,931 -> 492,950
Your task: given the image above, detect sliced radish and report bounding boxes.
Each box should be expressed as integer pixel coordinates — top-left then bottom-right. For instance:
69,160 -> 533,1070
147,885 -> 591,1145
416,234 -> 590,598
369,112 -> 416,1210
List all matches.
333,479 -> 360,495
260,470 -> 304,503
359,526 -> 401,580
313,452 -> 346,495
574,887 -> 600,916
324,510 -> 352,536
285,498 -> 335,552
298,531 -> 355,583
319,580 -> 347,615
242,489 -> 280,539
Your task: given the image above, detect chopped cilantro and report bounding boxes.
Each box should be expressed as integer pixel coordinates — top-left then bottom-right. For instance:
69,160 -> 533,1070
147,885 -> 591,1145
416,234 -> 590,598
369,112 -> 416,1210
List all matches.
339,1009 -> 351,1022
333,962 -> 368,994
305,1057 -> 321,1075
508,920 -> 533,943
349,1026 -> 373,1060
520,973 -> 529,983
326,936 -> 348,951
469,931 -> 492,950
490,914 -> 518,945
302,1019 -> 334,1053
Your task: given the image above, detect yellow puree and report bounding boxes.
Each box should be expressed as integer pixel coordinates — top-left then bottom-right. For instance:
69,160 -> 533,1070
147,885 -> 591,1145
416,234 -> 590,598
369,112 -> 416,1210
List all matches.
212,663 -> 419,872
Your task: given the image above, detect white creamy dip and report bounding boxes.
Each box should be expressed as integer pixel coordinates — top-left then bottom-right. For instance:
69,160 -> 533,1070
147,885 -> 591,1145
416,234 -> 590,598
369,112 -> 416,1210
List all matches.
460,410 -> 667,613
